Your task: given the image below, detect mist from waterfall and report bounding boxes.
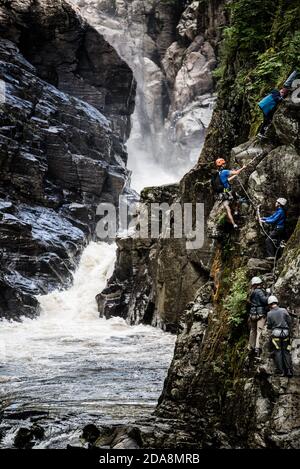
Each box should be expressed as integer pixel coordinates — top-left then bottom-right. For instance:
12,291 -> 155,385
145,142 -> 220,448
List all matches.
68,1 -> 214,193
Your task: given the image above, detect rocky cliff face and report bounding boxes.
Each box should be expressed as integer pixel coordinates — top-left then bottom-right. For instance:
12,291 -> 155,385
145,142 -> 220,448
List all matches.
90,91 -> 300,452
153,110 -> 300,448
70,0 -> 227,177
90,0 -> 300,449
96,0 -> 227,329
0,0 -> 135,320
151,1 -> 300,449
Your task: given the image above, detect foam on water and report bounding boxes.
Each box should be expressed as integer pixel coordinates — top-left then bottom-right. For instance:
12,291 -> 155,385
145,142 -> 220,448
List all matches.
0,242 -> 175,448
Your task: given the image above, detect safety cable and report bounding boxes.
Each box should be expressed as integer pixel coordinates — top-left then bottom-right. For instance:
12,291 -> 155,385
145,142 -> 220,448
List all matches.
210,148 -> 285,278
236,177 -> 282,277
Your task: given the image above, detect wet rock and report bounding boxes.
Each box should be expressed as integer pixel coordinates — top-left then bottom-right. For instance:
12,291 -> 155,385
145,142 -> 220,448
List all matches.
72,0 -> 224,176
248,145 -> 300,210
162,42 -> 186,87
0,1 -> 135,145
247,258 -> 275,275
92,426 -> 142,449
177,1 -> 200,41
82,424 -> 101,445
14,425 -> 45,449
173,37 -> 216,112
232,139 -> 274,167
97,182 -> 212,329
0,1 -> 135,320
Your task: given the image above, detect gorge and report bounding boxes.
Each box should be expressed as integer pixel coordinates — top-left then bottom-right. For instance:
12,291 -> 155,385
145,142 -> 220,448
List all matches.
0,0 -> 300,451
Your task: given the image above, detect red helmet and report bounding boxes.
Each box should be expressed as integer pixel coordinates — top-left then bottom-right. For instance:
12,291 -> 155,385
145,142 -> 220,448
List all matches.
216,158 -> 226,167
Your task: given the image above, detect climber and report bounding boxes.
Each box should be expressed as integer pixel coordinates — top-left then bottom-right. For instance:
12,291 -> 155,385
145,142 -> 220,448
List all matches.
212,158 -> 246,229
260,198 -> 287,259
267,296 -> 293,378
257,88 -> 288,138
248,277 -> 269,357
257,70 -> 299,138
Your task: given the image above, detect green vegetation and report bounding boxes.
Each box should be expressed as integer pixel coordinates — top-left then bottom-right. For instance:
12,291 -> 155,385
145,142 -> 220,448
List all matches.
223,267 -> 248,328
215,0 -> 300,134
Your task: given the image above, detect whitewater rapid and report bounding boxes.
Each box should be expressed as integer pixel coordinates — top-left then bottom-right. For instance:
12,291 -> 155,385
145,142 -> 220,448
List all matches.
0,242 -> 175,448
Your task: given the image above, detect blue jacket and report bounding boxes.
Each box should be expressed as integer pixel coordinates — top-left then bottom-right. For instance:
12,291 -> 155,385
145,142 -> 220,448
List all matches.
258,90 -> 282,116
219,169 -> 231,190
262,207 -> 286,228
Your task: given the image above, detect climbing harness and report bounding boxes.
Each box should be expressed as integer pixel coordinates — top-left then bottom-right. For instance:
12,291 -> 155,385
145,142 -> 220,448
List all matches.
271,328 -> 293,376
257,204 -> 284,276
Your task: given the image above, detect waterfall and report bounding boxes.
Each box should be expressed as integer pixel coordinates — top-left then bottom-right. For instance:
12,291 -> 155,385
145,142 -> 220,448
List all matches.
0,1 -> 212,448
68,1 -> 214,192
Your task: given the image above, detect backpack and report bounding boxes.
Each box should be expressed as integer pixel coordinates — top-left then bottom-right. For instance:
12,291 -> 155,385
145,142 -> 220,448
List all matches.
211,171 -> 224,194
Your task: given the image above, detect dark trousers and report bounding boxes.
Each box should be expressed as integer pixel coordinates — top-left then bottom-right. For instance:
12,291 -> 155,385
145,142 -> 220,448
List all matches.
271,336 -> 293,376
266,227 -> 285,257
259,110 -> 275,135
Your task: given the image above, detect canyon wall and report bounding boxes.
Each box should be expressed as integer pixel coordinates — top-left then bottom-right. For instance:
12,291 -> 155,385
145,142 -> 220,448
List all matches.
96,0 -> 228,330
90,0 -> 300,449
150,0 -> 300,449
0,0 -> 135,319
70,0 -> 227,179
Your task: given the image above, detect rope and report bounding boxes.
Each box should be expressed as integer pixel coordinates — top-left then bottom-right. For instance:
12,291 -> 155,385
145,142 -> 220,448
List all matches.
235,176 -> 257,209
236,178 -> 282,277
256,204 -> 282,278
211,150 -> 285,278
240,150 -> 266,169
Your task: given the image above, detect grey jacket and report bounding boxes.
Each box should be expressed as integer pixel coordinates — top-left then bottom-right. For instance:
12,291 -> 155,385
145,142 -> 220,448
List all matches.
249,287 -> 268,317
267,306 -> 292,331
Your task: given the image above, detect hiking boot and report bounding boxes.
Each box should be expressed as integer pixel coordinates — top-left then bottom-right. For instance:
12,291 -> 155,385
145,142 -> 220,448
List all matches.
285,371 -> 294,378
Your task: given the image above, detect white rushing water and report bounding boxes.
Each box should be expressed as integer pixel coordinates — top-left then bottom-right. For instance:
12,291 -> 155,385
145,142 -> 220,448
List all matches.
67,3 -> 207,193
0,242 -> 175,448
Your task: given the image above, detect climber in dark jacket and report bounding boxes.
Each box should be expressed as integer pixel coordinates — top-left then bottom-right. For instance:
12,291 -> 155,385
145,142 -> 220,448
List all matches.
267,296 -> 293,378
248,277 -> 269,356
260,198 -> 287,258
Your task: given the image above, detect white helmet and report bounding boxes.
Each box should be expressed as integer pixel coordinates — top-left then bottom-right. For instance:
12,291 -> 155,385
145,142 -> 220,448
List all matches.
251,277 -> 263,286
277,198 -> 287,207
268,295 -> 279,305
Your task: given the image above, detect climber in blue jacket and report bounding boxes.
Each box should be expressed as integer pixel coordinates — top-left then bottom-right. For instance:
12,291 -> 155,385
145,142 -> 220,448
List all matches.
257,88 -> 288,137
260,198 -> 287,258
257,70 -> 299,138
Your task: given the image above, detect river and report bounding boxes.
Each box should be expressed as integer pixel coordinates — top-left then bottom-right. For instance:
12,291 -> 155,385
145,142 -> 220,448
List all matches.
0,242 -> 175,448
